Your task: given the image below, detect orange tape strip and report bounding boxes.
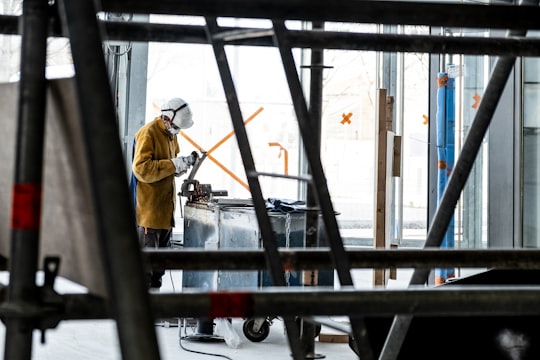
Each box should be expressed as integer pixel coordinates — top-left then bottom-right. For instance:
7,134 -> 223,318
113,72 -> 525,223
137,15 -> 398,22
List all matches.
207,106 -> 264,155
11,183 -> 42,231
179,107 -> 264,192
438,160 -> 447,170
437,75 -> 448,88
209,292 -> 254,318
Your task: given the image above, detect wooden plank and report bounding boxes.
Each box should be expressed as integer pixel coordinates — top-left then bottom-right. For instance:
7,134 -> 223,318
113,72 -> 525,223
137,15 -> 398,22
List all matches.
393,135 -> 402,177
318,333 -> 350,343
373,89 -> 396,287
374,89 -> 387,286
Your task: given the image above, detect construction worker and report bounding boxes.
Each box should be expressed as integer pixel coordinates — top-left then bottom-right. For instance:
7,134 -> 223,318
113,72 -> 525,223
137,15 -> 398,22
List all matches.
131,97 -> 197,291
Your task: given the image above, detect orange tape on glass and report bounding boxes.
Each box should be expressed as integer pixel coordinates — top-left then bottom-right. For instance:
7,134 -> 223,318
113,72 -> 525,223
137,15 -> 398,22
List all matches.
209,292 -> 254,318
11,183 -> 42,231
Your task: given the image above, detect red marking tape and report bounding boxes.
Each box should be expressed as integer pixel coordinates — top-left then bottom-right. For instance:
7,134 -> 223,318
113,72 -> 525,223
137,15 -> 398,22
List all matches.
283,262 -> 293,272
11,183 -> 42,231
209,292 -> 254,318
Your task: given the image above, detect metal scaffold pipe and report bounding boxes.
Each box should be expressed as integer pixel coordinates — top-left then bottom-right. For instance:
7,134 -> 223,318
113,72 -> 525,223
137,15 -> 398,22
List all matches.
4,0 -> 48,358
52,287 -> 540,320
56,0 -> 160,359
143,248 -> 540,270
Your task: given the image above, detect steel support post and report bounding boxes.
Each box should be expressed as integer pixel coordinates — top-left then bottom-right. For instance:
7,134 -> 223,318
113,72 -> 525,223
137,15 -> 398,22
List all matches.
203,16 -> 305,359
4,0 -> 48,359
300,20 -> 326,360
55,1 -> 160,360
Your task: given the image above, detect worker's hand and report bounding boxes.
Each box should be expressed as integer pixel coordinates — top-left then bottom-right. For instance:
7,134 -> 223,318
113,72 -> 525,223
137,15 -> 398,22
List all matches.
185,151 -> 199,166
171,157 -> 190,176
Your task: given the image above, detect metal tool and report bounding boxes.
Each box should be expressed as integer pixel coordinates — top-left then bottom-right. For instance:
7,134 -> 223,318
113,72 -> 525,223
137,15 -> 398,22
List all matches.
179,151 -> 228,203
187,151 -> 206,182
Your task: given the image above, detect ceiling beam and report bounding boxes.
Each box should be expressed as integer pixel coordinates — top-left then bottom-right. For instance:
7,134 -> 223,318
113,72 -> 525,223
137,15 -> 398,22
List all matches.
3,15 -> 540,56
100,0 -> 540,30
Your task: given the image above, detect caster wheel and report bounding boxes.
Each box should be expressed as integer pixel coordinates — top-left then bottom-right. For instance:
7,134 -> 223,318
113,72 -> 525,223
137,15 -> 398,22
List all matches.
243,317 -> 270,342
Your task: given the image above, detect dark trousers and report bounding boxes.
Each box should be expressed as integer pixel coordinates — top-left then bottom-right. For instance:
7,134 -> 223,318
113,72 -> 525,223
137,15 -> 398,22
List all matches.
137,226 -> 172,289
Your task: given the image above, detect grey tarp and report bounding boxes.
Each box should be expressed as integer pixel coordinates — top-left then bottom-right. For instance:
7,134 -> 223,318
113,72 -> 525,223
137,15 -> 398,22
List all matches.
0,78 -> 108,296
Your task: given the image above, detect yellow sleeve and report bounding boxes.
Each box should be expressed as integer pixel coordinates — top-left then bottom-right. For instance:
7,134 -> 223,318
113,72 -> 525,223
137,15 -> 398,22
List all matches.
132,133 -> 176,183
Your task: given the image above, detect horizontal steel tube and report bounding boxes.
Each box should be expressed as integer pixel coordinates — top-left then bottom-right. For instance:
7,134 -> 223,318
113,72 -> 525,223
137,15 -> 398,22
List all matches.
53,286 -> 540,320
143,248 -> 540,270
100,0 -> 540,31
103,22 -> 540,57
3,17 -> 540,56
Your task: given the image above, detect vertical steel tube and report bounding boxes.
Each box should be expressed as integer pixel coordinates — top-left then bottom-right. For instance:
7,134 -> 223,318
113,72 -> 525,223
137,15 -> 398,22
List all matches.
56,1 -> 160,360
434,71 -> 456,285
442,73 -> 456,282
4,0 -> 48,358
301,20 -> 324,358
304,23 -> 324,250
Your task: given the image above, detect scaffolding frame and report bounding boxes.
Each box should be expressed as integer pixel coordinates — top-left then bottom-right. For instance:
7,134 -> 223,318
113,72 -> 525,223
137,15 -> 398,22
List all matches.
2,0 -> 540,359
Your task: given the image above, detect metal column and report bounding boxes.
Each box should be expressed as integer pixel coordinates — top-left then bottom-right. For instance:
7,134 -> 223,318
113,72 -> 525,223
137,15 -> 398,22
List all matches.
4,0 -> 48,358
56,1 -> 160,359
300,20 -> 326,360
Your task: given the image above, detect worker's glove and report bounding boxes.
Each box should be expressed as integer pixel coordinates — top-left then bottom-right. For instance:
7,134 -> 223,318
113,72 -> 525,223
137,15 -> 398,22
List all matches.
185,151 -> 199,166
171,157 -> 190,176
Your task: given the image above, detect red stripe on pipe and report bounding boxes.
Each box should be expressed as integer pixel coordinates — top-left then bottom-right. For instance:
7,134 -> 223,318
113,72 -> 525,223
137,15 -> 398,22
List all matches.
11,183 -> 42,231
209,292 -> 254,318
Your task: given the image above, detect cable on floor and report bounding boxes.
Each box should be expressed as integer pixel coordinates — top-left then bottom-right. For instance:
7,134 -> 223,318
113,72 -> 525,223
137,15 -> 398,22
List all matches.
167,269 -> 176,292
178,319 -> 233,360
168,255 -> 230,358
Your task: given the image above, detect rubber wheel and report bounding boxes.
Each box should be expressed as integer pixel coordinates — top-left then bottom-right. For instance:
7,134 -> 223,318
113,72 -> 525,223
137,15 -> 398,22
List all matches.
243,318 -> 270,342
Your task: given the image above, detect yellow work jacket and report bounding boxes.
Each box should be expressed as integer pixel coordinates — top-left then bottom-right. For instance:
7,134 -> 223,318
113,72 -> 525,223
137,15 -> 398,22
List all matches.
132,117 -> 180,229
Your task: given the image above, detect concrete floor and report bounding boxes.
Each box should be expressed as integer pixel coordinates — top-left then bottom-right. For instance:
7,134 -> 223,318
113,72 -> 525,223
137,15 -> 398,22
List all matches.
8,316 -> 358,360
0,266 -> 416,359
